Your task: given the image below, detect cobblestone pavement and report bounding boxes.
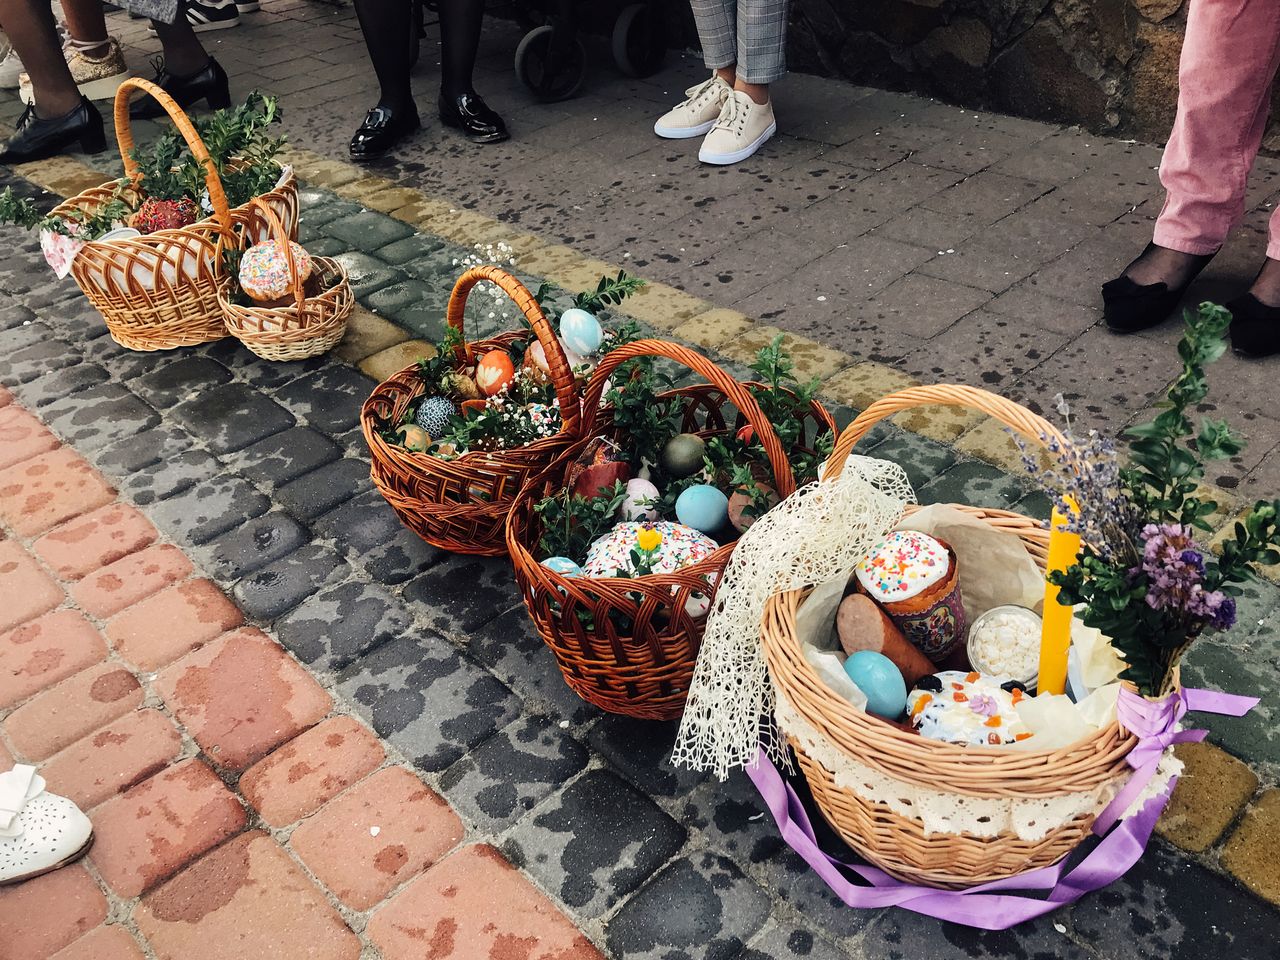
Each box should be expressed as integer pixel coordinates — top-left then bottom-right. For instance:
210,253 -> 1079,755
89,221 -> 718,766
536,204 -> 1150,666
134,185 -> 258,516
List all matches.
1,2 -> 1279,959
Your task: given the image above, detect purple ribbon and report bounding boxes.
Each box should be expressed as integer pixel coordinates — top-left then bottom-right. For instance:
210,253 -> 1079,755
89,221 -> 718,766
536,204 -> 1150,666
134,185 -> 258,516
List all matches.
746,686 -> 1258,930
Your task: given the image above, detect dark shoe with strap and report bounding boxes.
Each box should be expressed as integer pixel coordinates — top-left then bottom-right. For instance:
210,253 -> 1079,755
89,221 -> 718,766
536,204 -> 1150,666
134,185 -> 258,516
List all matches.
129,57 -> 230,120
438,92 -> 509,144
1102,243 -> 1215,334
1227,292 -> 1280,357
0,97 -> 105,164
350,104 -> 421,162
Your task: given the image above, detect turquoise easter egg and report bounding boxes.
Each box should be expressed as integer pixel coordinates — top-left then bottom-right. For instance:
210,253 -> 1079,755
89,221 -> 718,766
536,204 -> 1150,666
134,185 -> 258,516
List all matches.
675,484 -> 729,534
541,556 -> 583,577
844,650 -> 907,719
559,308 -> 603,356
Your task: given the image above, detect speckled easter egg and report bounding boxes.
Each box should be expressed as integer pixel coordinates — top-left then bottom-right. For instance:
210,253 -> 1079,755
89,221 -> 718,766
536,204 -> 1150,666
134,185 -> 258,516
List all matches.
675,484 -> 729,534
238,239 -> 312,301
622,478 -> 660,522
414,395 -> 456,437
395,423 -> 431,453
541,556 -> 583,577
661,434 -> 706,479
559,308 -> 603,355
475,350 -> 516,397
844,651 -> 907,719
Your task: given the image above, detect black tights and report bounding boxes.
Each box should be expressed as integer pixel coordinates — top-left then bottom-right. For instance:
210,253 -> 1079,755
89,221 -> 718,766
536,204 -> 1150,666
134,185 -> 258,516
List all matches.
354,0 -> 486,112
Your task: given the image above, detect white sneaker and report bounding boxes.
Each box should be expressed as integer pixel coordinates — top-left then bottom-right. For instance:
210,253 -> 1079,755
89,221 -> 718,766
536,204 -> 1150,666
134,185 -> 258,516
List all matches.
0,765 -> 94,886
698,91 -> 777,165
19,38 -> 131,105
0,46 -> 24,90
653,75 -> 732,140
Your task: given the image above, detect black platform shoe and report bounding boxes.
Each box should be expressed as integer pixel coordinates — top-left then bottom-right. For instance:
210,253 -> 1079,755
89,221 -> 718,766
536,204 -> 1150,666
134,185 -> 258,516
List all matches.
350,104 -> 421,162
0,97 -> 105,164
129,58 -> 231,120
438,92 -> 509,145
1102,243 -> 1215,334
1227,293 -> 1280,357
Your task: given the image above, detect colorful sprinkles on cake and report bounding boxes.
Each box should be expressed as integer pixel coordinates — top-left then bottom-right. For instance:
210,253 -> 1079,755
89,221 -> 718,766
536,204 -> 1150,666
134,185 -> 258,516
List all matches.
855,530 -> 950,603
239,238 -> 312,301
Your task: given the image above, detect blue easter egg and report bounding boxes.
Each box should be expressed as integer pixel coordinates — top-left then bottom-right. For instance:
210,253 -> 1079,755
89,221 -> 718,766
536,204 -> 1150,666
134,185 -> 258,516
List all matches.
560,308 -> 603,355
844,651 -> 907,719
541,556 -> 583,577
675,484 -> 729,534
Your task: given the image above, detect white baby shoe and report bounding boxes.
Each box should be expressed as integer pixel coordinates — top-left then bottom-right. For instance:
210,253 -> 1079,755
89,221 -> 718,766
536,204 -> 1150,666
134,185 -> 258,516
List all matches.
698,90 -> 777,165
0,765 -> 94,885
654,75 -> 732,139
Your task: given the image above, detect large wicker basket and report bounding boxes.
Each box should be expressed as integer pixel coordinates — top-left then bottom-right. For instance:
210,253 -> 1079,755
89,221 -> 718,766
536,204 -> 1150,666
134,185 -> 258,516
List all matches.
760,384 -> 1141,889
219,198 -> 352,361
507,339 -> 836,720
361,265 -> 582,556
49,77 -> 298,351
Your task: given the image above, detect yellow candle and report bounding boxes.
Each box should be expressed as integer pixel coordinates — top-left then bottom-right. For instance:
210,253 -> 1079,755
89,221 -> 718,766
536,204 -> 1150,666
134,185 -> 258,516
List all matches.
1038,498 -> 1081,696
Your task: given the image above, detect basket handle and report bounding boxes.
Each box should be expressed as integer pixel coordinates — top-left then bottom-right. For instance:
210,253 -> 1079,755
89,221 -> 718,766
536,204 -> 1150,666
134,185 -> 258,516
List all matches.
245,196 -> 306,310
579,339 -> 799,496
114,76 -> 233,240
445,266 -> 581,438
821,384 -> 1067,483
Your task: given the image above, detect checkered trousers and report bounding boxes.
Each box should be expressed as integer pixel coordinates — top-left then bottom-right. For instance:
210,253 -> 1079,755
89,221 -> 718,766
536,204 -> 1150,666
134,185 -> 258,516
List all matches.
690,0 -> 790,84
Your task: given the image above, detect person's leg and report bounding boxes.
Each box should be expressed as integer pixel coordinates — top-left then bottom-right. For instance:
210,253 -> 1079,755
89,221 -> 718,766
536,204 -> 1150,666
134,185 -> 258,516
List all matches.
354,0 -> 414,113
0,0 -> 80,116
435,0 -> 507,143
690,0 -> 737,79
653,1 -> 735,140
60,0 -> 110,56
733,0 -> 787,102
152,12 -> 212,76
128,4 -> 226,119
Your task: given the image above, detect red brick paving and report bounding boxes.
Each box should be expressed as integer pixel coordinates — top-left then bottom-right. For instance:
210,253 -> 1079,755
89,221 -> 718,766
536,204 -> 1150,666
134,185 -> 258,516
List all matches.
71,543 -> 193,620
290,766 -> 465,910
367,844 -> 605,960
155,628 -> 330,771
90,759 -> 247,898
4,661 -> 144,761
38,708 -> 182,810
0,447 -> 115,538
33,502 -> 156,580
0,866 -> 107,960
134,833 -> 362,960
0,609 -> 105,710
240,715 -> 385,827
106,578 -> 243,671
0,396 -> 599,960
0,540 -> 64,634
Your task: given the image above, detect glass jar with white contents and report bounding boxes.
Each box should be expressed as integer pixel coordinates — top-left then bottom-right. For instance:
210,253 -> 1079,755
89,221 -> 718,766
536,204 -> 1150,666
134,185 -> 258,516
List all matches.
966,604 -> 1042,689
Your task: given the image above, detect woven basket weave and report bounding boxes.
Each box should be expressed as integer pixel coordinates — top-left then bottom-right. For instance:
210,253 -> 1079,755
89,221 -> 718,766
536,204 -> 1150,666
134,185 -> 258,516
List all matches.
760,384 -> 1141,888
361,265 -> 582,556
219,198 -> 351,361
49,77 -> 297,351
507,339 -> 836,720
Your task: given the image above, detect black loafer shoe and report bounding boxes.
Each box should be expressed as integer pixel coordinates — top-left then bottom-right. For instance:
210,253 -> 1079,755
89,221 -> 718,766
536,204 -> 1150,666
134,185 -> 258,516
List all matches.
1102,243 -> 1215,334
350,104 -> 421,162
1227,292 -> 1280,357
130,58 -> 231,120
0,97 -> 105,164
438,92 -> 509,144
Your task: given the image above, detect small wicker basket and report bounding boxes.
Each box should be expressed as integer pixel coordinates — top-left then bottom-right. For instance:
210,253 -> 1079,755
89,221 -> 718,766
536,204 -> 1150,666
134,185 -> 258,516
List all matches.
219,198 -> 352,361
49,77 -> 297,352
507,339 -> 836,720
361,265 -> 582,556
760,384 -> 1141,889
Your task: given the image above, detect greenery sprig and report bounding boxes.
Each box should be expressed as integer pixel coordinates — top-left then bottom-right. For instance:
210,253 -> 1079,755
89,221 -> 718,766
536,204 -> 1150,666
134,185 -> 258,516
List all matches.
535,481 -> 629,561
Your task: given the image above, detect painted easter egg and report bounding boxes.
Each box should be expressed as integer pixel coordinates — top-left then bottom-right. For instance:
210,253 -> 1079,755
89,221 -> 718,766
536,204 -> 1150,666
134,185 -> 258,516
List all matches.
395,423 -> 431,453
583,521 -> 717,579
844,651 -> 908,720
475,350 -> 516,397
622,478 -> 660,522
414,396 -> 456,437
661,434 -> 706,479
728,480 -> 778,533
675,484 -> 729,534
559,308 -> 603,355
239,238 -> 312,301
541,556 -> 583,577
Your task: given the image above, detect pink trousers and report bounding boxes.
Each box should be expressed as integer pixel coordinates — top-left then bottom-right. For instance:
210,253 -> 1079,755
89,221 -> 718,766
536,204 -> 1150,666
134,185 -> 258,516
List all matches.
1155,0 -> 1280,259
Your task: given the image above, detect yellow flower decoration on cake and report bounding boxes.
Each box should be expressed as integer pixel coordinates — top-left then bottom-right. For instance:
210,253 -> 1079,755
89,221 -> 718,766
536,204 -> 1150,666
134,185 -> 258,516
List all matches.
636,527 -> 663,552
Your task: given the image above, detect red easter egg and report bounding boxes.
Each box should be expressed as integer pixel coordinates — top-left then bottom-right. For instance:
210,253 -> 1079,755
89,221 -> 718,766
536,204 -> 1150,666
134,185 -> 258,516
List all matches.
573,461 -> 631,499
475,350 -> 516,397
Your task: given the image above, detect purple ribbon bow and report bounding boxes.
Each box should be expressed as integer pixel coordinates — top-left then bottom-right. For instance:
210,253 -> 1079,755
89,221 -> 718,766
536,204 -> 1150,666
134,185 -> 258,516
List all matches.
746,686 -> 1258,930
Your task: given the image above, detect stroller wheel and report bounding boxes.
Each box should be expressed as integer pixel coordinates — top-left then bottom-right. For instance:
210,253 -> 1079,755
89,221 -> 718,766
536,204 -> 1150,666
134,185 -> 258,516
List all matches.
612,3 -> 665,78
515,25 -> 588,102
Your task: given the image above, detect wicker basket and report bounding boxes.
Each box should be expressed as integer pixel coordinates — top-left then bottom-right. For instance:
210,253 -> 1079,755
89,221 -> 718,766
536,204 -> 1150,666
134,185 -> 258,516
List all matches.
507,339 -> 836,721
49,77 -> 298,351
759,384 -> 1147,889
219,198 -> 352,361
361,265 -> 582,556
